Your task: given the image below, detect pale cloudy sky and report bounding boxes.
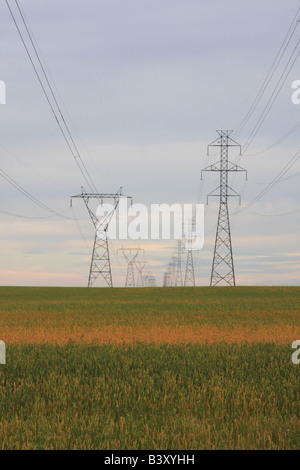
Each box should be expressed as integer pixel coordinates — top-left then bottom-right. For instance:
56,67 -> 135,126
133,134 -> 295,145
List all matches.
0,0 -> 300,287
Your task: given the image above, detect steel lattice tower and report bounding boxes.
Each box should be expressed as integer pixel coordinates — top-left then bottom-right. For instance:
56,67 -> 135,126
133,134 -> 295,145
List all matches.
118,248 -> 144,287
164,241 -> 184,287
163,269 -> 171,287
144,271 -> 156,287
71,187 -> 130,287
183,219 -> 196,287
202,130 -> 246,286
184,245 -> 195,286
135,260 -> 147,288
175,240 -> 183,287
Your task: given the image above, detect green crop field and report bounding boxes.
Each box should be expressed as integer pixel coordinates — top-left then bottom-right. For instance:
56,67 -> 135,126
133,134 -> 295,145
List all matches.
0,286 -> 299,450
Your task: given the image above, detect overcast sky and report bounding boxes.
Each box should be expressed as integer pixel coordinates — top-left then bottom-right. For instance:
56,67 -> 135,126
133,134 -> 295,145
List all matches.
0,0 -> 300,287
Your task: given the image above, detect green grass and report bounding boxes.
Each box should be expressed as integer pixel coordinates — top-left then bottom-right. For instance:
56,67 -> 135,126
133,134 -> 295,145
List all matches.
0,342 -> 299,450
0,285 -> 299,330
0,286 -> 299,449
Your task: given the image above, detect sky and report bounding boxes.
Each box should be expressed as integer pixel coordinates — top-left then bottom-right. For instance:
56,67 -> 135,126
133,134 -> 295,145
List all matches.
0,0 -> 300,287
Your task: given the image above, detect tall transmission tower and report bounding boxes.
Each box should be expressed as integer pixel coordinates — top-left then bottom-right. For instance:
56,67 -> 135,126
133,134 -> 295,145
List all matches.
202,130 -> 247,286
71,187 -> 130,287
118,248 -> 144,287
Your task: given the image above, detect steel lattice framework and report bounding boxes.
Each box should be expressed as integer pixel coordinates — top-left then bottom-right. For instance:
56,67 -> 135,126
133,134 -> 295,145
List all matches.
118,248 -> 144,287
184,245 -> 195,287
135,259 -> 147,288
202,131 -> 246,286
175,240 -> 183,287
71,187 -> 130,287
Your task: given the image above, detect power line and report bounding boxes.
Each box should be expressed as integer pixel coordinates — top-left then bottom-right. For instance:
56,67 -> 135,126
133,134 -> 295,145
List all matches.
242,39 -> 300,153
0,208 -> 61,220
245,119 -> 300,157
234,6 -> 300,139
246,207 -> 300,217
0,162 -> 90,221
227,13 -> 300,222
5,0 -> 99,194
13,3 -> 112,189
232,146 -> 300,216
0,165 -> 73,219
209,7 -> 300,246
15,0 -> 100,194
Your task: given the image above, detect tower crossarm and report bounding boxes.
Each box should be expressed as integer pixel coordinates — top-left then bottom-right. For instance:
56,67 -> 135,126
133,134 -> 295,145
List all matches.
201,161 -> 247,179
71,187 -> 132,229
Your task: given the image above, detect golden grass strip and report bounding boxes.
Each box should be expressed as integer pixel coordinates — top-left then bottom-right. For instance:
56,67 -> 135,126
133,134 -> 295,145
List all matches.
1,324 -> 299,345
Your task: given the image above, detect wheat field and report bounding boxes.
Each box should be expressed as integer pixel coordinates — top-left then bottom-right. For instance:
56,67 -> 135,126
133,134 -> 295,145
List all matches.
0,286 -> 299,449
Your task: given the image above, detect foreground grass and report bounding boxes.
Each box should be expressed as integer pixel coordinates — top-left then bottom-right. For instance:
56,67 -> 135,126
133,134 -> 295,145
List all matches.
0,343 -> 299,450
0,287 -> 299,449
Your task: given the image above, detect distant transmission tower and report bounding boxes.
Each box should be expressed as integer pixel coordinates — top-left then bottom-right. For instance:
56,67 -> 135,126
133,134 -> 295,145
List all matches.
71,187 -> 130,287
163,240 -> 185,287
118,248 -> 144,287
135,259 -> 147,288
163,264 -> 172,287
144,270 -> 156,287
184,243 -> 195,287
183,219 -> 196,286
202,130 -> 246,286
175,240 -> 183,287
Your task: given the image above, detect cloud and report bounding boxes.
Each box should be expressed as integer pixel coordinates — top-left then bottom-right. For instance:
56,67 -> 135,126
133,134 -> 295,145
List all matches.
0,0 -> 299,286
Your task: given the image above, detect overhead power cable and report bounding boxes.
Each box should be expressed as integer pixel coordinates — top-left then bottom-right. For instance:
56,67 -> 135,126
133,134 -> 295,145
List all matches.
0,165 -> 78,220
245,119 -> 300,157
242,39 -> 300,154
234,6 -> 300,139
232,146 -> 300,217
246,207 -> 300,217
5,0 -> 99,195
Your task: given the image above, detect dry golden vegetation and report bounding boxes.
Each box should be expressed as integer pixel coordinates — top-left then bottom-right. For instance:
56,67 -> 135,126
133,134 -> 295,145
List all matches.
0,286 -> 299,345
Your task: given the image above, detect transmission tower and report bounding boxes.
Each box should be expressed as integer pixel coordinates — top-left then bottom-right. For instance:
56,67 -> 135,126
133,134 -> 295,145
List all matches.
118,248 -> 144,287
135,259 -> 147,287
164,241 -> 184,287
144,270 -> 156,287
71,187 -> 130,287
182,218 -> 196,286
163,264 -> 172,287
202,130 -> 246,286
175,240 -> 183,286
184,243 -> 195,286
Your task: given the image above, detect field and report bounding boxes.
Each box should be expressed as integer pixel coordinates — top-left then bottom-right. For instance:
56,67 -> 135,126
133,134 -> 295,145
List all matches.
0,286 -> 299,450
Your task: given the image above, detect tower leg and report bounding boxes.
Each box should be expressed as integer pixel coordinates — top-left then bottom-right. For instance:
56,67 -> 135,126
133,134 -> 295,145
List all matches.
125,261 -> 135,287
88,230 -> 113,287
210,203 -> 235,286
184,250 -> 195,286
